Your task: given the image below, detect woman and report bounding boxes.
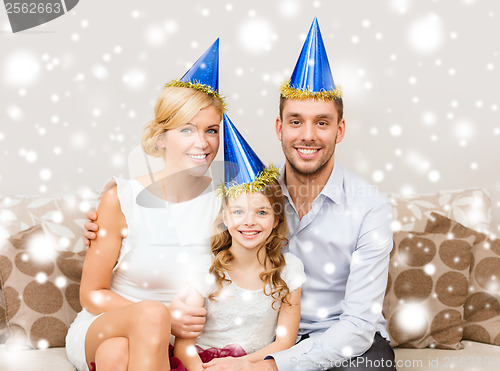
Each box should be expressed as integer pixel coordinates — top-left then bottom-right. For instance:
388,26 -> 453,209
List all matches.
66,41 -> 225,371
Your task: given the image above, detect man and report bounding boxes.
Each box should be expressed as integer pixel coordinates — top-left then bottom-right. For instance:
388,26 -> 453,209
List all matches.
85,18 -> 396,371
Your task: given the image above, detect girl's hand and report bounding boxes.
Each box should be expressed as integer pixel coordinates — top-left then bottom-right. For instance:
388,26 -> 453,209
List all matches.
172,289 -> 206,369
169,295 -> 207,338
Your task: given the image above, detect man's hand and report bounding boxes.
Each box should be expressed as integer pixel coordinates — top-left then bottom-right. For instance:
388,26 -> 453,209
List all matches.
202,358 -> 278,371
84,211 -> 98,246
202,357 -> 251,371
168,295 -> 207,338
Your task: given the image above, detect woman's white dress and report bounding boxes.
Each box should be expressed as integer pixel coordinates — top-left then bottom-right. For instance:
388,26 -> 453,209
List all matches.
65,177 -> 220,371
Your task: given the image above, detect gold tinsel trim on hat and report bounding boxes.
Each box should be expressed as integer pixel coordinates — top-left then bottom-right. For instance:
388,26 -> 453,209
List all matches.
279,80 -> 342,100
217,164 -> 281,199
165,79 -> 227,110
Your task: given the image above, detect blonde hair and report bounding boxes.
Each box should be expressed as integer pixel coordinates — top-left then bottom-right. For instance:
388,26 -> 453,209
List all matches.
209,180 -> 291,309
142,87 -> 225,157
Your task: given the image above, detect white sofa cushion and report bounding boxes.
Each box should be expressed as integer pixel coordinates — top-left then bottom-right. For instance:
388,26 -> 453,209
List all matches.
0,345 -> 76,371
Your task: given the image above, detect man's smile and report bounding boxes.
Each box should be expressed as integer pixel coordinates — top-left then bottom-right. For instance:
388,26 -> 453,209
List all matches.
296,147 -> 320,158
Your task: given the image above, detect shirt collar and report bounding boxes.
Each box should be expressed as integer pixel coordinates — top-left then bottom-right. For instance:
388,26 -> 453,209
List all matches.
321,162 -> 344,205
278,162 -> 345,205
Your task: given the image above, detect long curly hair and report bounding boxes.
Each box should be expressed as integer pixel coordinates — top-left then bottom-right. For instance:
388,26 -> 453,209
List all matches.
208,180 -> 290,309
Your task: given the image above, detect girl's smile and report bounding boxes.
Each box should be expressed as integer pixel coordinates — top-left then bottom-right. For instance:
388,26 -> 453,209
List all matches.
238,229 -> 262,239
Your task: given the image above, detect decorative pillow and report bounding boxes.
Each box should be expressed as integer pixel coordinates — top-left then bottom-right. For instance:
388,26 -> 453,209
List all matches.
0,225 -> 85,350
385,188 -> 491,234
0,191 -> 97,248
425,212 -> 500,345
383,230 -> 476,349
0,190 -> 95,343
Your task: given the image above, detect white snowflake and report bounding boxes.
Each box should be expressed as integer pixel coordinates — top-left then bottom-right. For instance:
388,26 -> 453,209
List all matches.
238,18 -> 275,53
408,13 -> 444,54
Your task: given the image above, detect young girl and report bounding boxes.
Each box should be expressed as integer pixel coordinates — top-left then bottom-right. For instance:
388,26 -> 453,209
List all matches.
173,115 -> 306,371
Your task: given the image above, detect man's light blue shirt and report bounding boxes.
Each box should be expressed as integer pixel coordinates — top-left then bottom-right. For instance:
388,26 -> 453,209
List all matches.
269,162 -> 394,370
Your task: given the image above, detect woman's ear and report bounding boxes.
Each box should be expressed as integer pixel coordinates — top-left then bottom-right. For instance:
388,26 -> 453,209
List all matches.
156,133 -> 167,149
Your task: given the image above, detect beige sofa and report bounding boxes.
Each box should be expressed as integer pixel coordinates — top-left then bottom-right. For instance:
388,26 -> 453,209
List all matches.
0,187 -> 499,371
2,341 -> 500,371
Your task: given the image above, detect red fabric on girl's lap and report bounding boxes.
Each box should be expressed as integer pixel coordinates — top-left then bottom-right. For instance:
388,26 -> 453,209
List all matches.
196,343 -> 246,363
90,343 -> 246,370
169,343 -> 246,370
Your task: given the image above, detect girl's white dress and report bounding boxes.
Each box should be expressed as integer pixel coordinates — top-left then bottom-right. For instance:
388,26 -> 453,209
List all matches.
65,177 -> 220,371
190,252 -> 306,354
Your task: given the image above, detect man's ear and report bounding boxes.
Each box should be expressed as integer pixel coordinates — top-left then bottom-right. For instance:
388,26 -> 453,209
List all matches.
275,117 -> 283,142
336,118 -> 346,144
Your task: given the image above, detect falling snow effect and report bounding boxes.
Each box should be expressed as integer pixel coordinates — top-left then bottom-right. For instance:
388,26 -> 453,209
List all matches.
0,3 -> 499,356
238,18 -> 276,53
407,13 -> 445,54
4,51 -> 40,86
396,303 -> 429,334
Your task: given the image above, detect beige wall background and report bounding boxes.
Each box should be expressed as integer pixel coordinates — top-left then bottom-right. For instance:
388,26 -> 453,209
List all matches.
1,0 -> 499,231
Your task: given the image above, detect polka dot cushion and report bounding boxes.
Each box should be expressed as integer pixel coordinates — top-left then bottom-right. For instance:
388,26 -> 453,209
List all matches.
425,212 -> 500,346
0,190 -> 96,343
383,230 -> 476,349
0,225 -> 85,349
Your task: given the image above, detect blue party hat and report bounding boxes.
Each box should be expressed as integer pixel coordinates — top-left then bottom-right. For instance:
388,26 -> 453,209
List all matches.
220,114 -> 279,198
280,18 -> 342,100
166,39 -> 224,105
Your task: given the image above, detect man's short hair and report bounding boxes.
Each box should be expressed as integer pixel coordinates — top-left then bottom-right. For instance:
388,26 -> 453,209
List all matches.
279,96 -> 344,123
